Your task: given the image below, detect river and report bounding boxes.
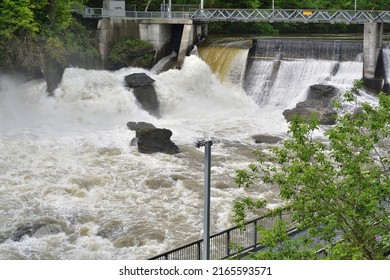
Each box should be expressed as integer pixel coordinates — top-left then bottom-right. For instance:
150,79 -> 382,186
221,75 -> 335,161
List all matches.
0,37 -> 375,259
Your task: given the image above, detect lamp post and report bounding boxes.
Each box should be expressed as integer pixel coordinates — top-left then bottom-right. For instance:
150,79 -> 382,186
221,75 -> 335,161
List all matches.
201,0 -> 204,10
272,0 -> 275,10
355,0 -> 357,11
195,139 -> 212,260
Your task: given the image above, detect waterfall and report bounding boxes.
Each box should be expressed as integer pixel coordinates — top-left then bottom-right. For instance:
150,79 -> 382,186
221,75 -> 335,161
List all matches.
383,48 -> 390,85
253,39 -> 363,61
0,55 -> 285,260
0,37 -> 368,261
151,51 -> 177,74
244,39 -> 364,108
197,40 -> 251,86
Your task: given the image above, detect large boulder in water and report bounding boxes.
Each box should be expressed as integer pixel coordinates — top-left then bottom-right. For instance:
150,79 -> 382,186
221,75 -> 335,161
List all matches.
125,73 -> 161,118
127,121 -> 179,154
252,134 -> 283,144
125,73 -> 155,87
41,58 -> 66,96
283,84 -> 339,125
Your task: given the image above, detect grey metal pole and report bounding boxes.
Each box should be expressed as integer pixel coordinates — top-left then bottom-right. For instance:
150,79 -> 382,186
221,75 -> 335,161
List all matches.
354,0 -> 357,11
203,140 -> 211,260
195,139 -> 212,260
272,0 -> 274,10
201,0 -> 204,10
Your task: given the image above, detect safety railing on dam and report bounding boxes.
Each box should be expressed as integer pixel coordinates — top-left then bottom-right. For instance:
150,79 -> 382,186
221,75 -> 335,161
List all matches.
190,9 -> 390,24
73,6 -> 390,24
148,211 -> 294,260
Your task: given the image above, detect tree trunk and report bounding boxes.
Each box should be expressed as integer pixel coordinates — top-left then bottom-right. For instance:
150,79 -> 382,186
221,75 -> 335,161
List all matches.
145,0 -> 152,11
48,0 -> 56,18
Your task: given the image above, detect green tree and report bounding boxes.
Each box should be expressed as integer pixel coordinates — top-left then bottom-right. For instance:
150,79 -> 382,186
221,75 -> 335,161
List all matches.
234,82 -> 390,259
0,0 -> 99,76
0,0 -> 40,38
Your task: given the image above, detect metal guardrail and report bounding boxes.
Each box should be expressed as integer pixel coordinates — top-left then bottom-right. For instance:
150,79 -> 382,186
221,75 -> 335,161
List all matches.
148,211 -> 294,260
189,9 -> 390,24
73,7 -> 390,24
125,11 -> 191,19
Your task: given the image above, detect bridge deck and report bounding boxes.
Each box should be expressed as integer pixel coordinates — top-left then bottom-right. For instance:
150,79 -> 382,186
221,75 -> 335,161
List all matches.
74,7 -> 390,24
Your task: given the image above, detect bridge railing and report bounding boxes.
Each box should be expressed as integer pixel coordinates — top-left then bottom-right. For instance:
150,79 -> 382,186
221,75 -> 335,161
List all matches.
85,8 -> 104,18
73,6 -> 390,23
190,9 -> 390,23
125,11 -> 191,19
148,211 -> 294,260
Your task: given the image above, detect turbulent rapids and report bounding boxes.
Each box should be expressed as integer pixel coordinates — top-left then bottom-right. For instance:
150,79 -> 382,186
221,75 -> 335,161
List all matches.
0,38 -> 371,260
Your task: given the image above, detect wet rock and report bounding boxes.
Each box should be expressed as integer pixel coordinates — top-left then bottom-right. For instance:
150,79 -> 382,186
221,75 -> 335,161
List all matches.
41,58 -> 66,96
283,84 -> 338,125
10,222 -> 62,241
125,73 -> 155,87
127,121 -> 179,154
252,134 -> 283,144
127,121 -> 156,133
125,73 -> 160,118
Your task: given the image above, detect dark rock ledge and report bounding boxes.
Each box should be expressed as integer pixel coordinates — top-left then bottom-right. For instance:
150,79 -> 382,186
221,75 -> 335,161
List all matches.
283,84 -> 339,125
127,121 -> 179,154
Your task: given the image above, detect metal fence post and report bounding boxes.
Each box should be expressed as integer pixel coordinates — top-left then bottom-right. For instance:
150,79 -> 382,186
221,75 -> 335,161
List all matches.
195,139 -> 213,260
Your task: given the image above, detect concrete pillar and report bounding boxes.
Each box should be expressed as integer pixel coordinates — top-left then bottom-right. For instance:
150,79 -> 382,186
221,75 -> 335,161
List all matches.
177,24 -> 193,68
97,19 -> 110,66
363,22 -> 384,92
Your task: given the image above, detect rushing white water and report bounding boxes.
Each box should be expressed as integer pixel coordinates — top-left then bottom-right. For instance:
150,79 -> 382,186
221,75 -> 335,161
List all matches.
383,48 -> 390,84
198,41 -> 250,86
151,51 -> 177,74
245,59 -> 364,109
0,55 -> 288,260
0,38 -> 371,260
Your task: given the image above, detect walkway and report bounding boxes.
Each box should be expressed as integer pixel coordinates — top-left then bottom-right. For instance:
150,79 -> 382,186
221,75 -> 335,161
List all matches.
73,6 -> 390,24
148,211 -> 295,260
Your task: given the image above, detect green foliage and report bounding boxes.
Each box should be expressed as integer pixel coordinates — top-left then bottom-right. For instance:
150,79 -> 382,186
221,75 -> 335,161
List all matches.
44,36 -> 67,65
60,19 -> 100,68
232,197 -> 266,231
109,39 -> 155,69
209,22 -> 278,35
234,81 -> 390,259
251,219 -> 320,260
0,0 -> 99,75
0,0 -> 40,38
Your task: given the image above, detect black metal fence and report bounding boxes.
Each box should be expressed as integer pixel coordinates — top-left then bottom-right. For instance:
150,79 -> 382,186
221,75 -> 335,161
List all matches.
149,211 -> 294,260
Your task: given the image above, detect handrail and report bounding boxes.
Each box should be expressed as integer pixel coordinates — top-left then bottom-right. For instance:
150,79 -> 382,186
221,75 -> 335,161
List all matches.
189,9 -> 390,24
148,211 -> 294,260
72,7 -> 390,24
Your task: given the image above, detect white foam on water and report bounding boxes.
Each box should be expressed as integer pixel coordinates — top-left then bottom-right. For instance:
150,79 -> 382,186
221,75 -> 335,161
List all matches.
0,43 -> 376,259
0,55 -> 286,260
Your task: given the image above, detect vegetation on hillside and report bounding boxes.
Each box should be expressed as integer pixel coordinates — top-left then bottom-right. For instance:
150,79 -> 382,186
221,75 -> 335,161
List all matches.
233,81 -> 390,259
0,0 -> 99,77
108,39 -> 155,69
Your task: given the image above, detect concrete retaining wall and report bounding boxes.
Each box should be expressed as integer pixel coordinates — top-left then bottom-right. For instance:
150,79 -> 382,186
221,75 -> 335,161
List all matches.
98,18 -> 204,68
98,19 -> 140,65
